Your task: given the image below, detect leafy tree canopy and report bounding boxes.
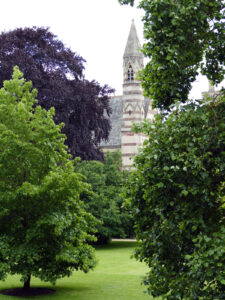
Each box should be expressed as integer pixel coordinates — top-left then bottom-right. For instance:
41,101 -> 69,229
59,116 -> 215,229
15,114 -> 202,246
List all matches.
119,0 -> 225,299
0,67 -> 97,289
119,0 -> 225,110
76,151 -> 133,244
126,94 -> 225,299
0,27 -> 114,160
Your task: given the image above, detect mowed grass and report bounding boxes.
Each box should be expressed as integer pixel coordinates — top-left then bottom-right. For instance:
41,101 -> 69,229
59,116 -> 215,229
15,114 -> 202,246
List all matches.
0,241 -> 159,300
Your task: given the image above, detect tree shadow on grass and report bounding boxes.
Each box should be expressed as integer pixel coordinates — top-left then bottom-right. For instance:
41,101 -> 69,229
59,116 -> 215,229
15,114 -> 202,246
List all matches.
0,287 -> 55,298
0,285 -> 93,298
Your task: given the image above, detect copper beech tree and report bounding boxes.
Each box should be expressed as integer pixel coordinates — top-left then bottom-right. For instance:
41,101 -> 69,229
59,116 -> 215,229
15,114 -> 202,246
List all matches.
0,27 -> 114,160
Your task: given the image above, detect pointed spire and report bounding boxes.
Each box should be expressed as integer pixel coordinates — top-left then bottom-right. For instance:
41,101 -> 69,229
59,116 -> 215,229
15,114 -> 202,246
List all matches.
123,20 -> 143,59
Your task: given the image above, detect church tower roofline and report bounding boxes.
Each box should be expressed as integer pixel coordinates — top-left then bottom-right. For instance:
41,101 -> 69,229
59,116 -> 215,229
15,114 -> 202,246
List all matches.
123,19 -> 143,59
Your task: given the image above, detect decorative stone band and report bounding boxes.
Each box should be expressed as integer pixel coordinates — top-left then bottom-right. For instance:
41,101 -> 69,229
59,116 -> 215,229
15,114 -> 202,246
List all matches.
121,132 -> 146,137
121,143 -> 137,146
123,82 -> 142,87
123,110 -> 144,114
123,90 -> 143,95
122,125 -> 138,129
123,117 -> 142,121
123,106 -> 143,113
122,153 -> 137,157
122,132 -> 135,136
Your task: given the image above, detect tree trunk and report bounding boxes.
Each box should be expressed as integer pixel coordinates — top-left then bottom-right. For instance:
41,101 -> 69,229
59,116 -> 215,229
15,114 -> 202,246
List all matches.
23,274 -> 31,290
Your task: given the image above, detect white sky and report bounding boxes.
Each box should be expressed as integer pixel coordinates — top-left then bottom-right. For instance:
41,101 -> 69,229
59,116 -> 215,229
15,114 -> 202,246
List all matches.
0,0 -> 223,98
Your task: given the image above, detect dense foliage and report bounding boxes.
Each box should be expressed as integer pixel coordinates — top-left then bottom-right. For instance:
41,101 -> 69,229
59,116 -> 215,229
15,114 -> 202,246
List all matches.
119,1 -> 225,298
126,94 -> 225,299
76,151 -> 133,244
119,0 -> 225,110
0,27 -> 113,160
0,67 -> 97,289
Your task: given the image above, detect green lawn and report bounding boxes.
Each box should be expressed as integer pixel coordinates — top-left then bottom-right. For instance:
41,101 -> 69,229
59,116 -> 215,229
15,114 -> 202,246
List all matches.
0,241 -> 158,300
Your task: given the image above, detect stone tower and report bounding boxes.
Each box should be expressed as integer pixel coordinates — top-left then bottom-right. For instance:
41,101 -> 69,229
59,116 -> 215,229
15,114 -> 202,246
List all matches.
100,20 -> 156,168
121,20 -> 153,168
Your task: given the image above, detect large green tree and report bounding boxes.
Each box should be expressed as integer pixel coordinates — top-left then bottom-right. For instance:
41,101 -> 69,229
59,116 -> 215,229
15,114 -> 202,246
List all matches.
0,67 -> 97,290
119,0 -> 225,110
119,0 -> 225,299
76,151 -> 133,244
126,95 -> 225,299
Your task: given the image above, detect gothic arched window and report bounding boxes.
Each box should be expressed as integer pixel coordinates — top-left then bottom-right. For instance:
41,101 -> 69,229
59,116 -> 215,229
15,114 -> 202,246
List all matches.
128,65 -> 134,81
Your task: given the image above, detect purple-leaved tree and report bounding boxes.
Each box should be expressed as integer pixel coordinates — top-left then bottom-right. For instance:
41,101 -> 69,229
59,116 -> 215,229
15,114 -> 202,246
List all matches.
0,27 -> 114,160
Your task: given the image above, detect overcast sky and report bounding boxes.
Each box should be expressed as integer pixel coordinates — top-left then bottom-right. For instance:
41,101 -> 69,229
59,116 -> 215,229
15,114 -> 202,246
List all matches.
0,0 -> 223,98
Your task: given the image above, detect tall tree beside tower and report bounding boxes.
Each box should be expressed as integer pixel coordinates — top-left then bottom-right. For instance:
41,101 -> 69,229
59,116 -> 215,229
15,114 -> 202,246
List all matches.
0,27 -> 114,160
119,0 -> 225,110
119,0 -> 225,299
